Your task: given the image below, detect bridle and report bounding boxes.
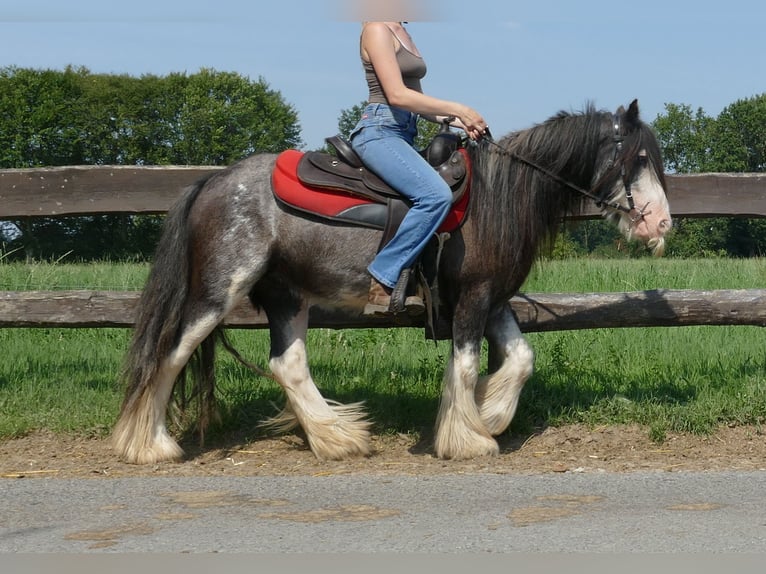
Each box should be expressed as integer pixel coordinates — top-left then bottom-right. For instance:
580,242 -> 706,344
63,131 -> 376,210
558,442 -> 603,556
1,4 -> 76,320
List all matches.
482,114 -> 652,225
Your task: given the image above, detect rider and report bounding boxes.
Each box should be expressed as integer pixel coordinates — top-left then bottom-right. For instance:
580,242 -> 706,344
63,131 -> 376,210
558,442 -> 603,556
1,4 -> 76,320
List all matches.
349,21 -> 488,316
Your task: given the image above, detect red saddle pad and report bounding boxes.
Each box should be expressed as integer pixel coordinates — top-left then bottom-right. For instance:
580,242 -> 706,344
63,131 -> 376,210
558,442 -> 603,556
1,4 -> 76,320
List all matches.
271,149 -> 470,233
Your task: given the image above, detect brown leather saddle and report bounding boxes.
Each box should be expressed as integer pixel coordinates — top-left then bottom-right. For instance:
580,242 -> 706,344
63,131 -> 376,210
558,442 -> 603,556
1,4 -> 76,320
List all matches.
292,128 -> 471,249
300,132 -> 468,203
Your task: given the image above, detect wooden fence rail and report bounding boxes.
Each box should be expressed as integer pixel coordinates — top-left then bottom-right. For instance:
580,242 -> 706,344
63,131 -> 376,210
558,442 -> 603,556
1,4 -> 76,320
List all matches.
1,166 -> 765,332
1,289 -> 765,331
2,166 -> 766,218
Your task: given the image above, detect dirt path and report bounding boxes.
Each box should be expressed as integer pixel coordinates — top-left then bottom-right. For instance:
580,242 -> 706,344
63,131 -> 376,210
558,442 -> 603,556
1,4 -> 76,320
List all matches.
2,424 -> 765,479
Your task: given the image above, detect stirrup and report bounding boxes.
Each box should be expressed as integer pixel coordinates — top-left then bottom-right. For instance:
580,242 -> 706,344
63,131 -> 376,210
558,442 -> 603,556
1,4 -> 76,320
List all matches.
390,269 -> 425,316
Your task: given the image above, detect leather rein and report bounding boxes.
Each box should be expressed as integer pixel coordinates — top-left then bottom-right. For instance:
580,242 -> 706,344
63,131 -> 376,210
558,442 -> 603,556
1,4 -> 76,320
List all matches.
482,115 -> 652,224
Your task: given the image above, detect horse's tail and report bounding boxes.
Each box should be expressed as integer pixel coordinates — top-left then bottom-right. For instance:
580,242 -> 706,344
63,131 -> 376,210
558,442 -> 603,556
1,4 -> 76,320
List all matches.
117,177 -> 218,436
175,328 -> 221,445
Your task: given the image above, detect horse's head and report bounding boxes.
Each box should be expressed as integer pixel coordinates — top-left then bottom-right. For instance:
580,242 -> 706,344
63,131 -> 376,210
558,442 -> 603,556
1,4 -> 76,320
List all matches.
593,99 -> 672,256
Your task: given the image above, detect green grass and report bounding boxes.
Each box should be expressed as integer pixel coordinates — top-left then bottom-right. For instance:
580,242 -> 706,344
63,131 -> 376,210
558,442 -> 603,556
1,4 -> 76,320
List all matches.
0,258 -> 764,443
0,260 -> 149,291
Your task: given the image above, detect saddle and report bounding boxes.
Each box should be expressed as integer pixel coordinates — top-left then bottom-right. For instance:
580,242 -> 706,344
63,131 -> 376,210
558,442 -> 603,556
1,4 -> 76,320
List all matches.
271,129 -> 471,249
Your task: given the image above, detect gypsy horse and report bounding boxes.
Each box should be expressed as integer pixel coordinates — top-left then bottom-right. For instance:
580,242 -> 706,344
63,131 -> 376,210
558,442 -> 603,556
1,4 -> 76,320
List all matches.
112,99 -> 672,464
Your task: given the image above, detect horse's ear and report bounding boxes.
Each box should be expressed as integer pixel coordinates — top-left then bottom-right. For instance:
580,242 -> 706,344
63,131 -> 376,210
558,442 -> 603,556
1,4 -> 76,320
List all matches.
625,99 -> 640,125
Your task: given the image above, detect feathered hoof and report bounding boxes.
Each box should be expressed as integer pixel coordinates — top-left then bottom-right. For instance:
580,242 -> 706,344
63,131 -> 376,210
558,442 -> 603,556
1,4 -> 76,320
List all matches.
111,423 -> 184,465
304,402 -> 373,461
305,418 -> 373,461
307,430 -> 372,461
434,429 -> 499,460
263,400 -> 372,461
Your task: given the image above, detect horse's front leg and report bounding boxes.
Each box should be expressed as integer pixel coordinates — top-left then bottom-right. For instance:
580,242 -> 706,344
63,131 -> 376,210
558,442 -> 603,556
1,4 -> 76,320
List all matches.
475,302 -> 534,435
434,296 -> 498,460
262,301 -> 372,460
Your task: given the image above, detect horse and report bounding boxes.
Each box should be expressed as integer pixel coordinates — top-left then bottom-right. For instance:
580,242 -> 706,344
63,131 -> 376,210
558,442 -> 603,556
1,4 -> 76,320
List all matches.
112,99 -> 672,464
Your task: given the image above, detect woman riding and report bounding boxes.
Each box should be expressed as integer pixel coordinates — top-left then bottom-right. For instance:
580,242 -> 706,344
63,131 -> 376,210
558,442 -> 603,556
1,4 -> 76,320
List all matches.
349,20 -> 488,316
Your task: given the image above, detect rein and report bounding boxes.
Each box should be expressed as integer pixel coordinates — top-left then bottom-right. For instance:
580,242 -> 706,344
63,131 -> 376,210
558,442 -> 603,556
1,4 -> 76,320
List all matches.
482,119 -> 651,223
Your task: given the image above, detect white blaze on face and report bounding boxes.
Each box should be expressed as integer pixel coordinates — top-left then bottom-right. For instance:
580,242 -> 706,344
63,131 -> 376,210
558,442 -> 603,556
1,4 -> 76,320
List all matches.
613,151 -> 672,255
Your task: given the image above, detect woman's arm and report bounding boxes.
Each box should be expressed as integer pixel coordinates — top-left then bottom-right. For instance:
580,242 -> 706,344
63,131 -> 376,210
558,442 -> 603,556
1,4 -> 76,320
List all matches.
362,23 -> 487,140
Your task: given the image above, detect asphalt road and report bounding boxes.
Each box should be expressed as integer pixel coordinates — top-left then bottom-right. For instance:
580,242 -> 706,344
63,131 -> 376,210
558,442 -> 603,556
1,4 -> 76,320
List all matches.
2,471 -> 765,553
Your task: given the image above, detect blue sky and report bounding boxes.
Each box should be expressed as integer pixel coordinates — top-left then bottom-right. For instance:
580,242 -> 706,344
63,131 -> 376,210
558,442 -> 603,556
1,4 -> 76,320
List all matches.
1,0 -> 763,151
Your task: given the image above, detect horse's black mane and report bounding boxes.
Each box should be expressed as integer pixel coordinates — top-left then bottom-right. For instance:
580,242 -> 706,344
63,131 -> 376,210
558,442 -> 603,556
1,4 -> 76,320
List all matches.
466,102 -> 665,270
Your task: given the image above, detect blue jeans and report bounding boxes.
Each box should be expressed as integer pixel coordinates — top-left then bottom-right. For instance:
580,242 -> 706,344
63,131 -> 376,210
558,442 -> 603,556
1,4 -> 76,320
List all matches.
349,103 -> 452,289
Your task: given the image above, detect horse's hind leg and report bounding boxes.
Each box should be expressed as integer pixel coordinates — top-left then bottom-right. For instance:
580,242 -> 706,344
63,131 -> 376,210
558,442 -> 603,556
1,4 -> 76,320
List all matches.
475,303 -> 534,435
113,270 -> 260,464
261,300 -> 372,460
112,308 -> 224,464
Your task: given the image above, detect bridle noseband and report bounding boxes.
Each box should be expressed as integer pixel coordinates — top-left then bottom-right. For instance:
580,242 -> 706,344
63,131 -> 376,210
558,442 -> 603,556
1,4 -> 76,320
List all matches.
483,113 -> 652,225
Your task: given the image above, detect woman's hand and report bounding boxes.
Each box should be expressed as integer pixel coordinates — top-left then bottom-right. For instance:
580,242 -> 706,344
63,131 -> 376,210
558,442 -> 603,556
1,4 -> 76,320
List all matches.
454,105 -> 488,141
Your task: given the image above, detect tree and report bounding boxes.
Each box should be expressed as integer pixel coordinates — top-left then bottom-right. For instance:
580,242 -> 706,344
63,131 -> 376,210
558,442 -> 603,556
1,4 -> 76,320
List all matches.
700,95 -> 766,257
651,95 -> 766,257
708,96 -> 766,256
415,116 -> 444,150
652,103 -> 715,174
0,67 -> 303,261
0,66 -> 89,168
337,101 -> 367,139
708,94 -> 766,172
172,69 -> 303,163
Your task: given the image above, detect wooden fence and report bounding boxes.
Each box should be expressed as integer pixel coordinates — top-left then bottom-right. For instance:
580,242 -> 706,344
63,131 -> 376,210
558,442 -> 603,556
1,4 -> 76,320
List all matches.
1,166 -> 765,332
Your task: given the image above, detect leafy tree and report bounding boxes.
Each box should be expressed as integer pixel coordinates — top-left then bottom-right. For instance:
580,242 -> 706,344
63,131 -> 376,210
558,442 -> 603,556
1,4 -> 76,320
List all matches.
652,95 -> 766,257
0,67 -> 303,260
708,94 -> 766,172
337,101 -> 367,139
415,116 -> 445,150
565,221 -> 622,256
172,69 -> 303,163
698,95 -> 766,257
0,66 -> 89,168
652,103 -> 715,174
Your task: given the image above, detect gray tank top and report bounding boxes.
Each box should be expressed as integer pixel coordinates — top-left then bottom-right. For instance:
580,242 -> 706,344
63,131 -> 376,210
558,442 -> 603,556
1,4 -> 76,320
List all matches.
362,28 -> 427,104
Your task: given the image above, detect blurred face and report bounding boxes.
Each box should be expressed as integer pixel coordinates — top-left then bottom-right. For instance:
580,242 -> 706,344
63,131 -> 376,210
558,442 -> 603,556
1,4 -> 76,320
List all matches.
332,0 -> 438,21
